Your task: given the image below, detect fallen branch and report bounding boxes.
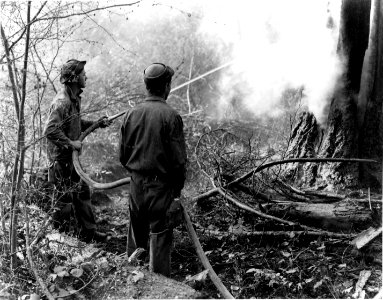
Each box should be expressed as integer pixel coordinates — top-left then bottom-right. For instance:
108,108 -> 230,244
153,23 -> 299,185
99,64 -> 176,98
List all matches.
272,179 -> 345,203
181,203 -> 234,299
352,270 -> 372,299
222,173 -> 271,202
30,215 -> 51,248
195,225 -> 355,239
348,199 -> 382,204
303,189 -> 346,200
272,179 -> 313,202
193,158 -> 377,203
217,188 -> 295,226
351,226 -> 383,249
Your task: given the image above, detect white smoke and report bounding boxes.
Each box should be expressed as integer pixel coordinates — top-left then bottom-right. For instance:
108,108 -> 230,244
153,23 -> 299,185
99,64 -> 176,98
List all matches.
198,0 -> 343,124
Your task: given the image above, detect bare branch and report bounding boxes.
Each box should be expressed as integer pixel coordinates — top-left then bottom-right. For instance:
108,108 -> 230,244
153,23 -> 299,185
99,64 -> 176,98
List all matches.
35,2 -> 141,22
1,25 -> 20,118
24,202 -> 55,300
193,157 -> 378,203
0,1 -> 47,64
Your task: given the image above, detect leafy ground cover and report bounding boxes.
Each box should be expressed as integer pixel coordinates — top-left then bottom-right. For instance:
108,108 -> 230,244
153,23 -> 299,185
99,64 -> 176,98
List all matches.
92,188 -> 382,299
0,173 -> 381,299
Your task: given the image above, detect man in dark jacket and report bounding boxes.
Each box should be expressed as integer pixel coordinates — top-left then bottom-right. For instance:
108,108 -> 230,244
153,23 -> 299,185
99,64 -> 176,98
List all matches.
119,63 -> 187,276
44,59 -> 110,242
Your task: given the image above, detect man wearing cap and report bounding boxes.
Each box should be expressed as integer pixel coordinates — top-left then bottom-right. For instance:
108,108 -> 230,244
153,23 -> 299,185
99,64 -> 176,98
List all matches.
119,63 -> 187,276
44,59 -> 111,242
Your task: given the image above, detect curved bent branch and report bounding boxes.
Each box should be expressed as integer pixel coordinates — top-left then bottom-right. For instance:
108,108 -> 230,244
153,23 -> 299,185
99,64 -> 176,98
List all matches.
72,118 -> 130,190
182,203 -> 234,299
193,158 -> 377,203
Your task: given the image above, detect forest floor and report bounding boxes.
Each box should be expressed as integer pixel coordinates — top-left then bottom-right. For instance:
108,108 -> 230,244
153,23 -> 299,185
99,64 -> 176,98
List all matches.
1,176 -> 381,299
86,185 -> 382,299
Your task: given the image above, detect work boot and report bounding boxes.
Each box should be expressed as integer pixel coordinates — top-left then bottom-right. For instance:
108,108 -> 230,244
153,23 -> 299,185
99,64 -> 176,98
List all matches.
79,229 -> 109,243
149,229 -> 172,277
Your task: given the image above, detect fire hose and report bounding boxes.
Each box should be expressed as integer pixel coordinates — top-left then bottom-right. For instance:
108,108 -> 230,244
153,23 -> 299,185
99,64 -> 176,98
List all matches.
72,114 -> 130,190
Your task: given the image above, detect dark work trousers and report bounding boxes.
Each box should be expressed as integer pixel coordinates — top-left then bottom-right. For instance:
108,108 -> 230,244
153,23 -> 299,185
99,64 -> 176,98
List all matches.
127,172 -> 174,276
51,160 -> 97,234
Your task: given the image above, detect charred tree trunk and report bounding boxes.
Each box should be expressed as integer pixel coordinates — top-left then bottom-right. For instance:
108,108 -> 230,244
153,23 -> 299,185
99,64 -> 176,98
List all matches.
286,112 -> 320,186
289,0 -> 382,190
357,0 -> 383,188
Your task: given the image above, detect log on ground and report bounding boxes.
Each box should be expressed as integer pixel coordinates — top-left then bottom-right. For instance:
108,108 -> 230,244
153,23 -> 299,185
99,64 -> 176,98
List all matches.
265,199 -> 372,232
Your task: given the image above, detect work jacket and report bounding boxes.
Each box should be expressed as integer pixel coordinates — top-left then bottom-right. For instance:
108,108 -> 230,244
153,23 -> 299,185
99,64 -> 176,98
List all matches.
119,95 -> 187,192
44,86 -> 93,162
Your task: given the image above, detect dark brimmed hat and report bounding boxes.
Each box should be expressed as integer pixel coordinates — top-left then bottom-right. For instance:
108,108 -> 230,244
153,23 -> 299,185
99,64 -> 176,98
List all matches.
143,63 -> 174,86
60,59 -> 86,84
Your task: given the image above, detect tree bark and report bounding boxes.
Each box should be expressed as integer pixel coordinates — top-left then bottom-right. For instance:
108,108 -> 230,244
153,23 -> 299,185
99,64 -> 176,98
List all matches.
317,0 -> 371,188
288,0 -> 382,190
357,0 -> 383,188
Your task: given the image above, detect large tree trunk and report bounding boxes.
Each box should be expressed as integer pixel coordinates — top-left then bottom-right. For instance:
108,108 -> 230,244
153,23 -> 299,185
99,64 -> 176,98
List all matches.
288,0 -> 382,191
357,0 -> 383,188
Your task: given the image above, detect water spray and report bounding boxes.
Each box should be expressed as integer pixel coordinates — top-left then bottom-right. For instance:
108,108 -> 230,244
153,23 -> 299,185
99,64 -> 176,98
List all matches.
170,60 -> 235,93
107,60 -> 236,121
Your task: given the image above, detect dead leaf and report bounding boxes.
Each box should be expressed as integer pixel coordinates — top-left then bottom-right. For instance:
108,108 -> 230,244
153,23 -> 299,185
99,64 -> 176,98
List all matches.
285,268 -> 298,274
48,284 -> 56,293
343,286 -> 353,293
305,277 -> 314,284
342,280 -> 353,288
230,285 -> 240,291
313,279 -> 323,290
268,279 -> 277,287
57,270 -> 69,278
317,244 -> 325,250
281,251 -> 291,258
186,270 -> 209,283
246,268 -> 258,274
131,270 -> 144,283
48,274 -> 58,282
53,266 -> 66,274
55,288 -> 71,298
70,268 -> 84,278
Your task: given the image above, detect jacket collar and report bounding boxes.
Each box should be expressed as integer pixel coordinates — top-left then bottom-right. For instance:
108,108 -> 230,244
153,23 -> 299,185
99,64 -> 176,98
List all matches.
145,95 -> 166,103
65,85 -> 83,102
